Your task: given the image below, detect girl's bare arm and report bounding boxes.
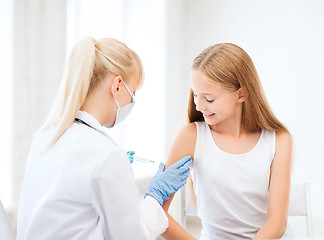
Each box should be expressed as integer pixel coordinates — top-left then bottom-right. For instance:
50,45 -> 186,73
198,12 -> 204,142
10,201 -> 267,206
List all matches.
161,123 -> 197,240
254,132 -> 293,239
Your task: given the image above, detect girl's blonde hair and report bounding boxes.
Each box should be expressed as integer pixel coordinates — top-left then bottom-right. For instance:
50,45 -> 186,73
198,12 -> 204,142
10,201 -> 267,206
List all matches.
39,37 -> 143,144
189,43 -> 287,133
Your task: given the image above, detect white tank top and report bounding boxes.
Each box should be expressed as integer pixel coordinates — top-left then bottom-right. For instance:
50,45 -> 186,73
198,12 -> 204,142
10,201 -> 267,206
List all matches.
192,122 -> 276,240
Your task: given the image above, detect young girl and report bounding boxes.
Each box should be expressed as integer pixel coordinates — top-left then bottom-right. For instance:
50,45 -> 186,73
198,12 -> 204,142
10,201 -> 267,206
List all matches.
161,43 -> 292,240
17,37 -> 192,240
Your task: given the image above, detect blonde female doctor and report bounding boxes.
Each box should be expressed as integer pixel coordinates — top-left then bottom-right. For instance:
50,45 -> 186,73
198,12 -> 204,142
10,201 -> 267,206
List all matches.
17,37 -> 192,240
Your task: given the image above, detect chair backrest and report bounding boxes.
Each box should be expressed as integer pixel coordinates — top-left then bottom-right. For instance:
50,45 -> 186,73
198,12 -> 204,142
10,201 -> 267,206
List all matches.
180,184 -> 197,228
288,183 -> 313,238
0,200 -> 16,240
180,183 -> 313,238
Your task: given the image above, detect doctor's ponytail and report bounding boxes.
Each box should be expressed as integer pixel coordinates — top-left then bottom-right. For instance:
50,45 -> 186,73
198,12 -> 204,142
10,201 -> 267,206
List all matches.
39,37 -> 143,145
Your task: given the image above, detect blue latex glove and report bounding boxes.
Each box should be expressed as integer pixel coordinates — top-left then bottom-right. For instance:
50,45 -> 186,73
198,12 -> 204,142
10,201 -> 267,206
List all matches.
127,151 -> 135,164
144,155 -> 192,206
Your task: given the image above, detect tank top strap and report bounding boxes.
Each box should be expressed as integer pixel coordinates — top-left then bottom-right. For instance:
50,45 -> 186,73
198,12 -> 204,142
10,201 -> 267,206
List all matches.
258,129 -> 276,166
194,121 -> 213,164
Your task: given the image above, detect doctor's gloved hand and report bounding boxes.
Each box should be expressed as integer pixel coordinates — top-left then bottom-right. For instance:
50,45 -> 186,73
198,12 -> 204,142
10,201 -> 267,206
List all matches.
144,155 -> 192,206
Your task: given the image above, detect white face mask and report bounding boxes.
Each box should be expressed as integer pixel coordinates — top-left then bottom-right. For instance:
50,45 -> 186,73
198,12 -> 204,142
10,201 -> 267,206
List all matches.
105,80 -> 135,128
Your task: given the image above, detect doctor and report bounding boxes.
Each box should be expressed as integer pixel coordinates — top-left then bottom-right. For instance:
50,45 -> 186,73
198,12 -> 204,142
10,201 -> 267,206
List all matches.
17,37 -> 192,240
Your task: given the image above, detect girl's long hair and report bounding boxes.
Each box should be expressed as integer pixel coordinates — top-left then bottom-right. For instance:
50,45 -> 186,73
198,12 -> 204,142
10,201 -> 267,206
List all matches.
38,37 -> 143,144
189,43 -> 287,133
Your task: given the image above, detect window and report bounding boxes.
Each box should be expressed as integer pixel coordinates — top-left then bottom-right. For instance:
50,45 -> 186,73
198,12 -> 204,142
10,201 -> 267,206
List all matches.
67,0 -> 167,161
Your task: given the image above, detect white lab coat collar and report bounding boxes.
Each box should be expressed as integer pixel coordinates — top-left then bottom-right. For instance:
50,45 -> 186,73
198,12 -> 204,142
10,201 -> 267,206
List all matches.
76,111 -> 105,132
75,111 -> 118,146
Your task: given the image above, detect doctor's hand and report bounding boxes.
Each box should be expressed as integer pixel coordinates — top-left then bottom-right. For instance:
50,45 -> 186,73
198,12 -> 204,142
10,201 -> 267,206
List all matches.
144,155 -> 192,206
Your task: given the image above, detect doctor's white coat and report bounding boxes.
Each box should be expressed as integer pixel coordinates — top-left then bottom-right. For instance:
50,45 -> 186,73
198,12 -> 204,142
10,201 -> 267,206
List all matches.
17,111 -> 168,240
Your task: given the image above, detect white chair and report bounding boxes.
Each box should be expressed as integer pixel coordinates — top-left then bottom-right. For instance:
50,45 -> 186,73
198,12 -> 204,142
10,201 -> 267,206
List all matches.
288,183 -> 313,239
180,185 -> 195,228
0,200 -> 16,240
180,183 -> 313,239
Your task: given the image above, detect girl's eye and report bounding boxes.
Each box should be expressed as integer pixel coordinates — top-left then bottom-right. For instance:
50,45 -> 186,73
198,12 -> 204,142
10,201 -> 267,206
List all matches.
206,98 -> 214,103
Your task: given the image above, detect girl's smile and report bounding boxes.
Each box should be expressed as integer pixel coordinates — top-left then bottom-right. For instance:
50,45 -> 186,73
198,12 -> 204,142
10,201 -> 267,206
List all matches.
203,113 -> 215,119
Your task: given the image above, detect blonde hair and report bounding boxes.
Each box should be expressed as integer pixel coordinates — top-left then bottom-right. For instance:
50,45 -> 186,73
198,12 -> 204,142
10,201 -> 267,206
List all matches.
189,43 -> 288,133
39,37 -> 143,144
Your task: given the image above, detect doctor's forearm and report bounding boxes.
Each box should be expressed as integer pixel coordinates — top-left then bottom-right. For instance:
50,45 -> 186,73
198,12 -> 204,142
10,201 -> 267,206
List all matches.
161,212 -> 196,240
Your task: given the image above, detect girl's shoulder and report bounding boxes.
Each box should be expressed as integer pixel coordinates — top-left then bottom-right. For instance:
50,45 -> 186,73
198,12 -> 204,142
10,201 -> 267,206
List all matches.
176,122 -> 197,150
179,122 -> 197,137
269,131 -> 293,174
276,130 -> 292,141
275,131 -> 293,154
165,122 -> 197,168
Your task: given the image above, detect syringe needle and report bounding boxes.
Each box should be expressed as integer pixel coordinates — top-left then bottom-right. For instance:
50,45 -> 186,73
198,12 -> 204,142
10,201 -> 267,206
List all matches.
134,157 -> 155,163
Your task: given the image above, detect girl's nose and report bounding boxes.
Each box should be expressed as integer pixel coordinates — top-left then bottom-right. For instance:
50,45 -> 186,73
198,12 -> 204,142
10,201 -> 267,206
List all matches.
195,98 -> 206,112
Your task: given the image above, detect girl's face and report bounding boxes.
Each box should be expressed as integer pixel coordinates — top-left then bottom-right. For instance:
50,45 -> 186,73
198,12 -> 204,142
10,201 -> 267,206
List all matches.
191,70 -> 242,126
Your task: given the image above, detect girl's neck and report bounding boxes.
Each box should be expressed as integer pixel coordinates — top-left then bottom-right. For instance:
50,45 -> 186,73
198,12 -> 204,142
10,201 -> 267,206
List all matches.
209,121 -> 246,138
209,110 -> 246,137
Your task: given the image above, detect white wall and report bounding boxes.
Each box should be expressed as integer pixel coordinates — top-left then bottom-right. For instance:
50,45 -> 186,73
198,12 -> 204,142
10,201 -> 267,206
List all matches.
11,0 -> 67,223
167,0 -> 324,237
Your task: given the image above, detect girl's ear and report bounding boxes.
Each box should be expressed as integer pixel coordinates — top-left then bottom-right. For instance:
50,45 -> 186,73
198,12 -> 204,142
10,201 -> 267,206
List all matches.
237,87 -> 248,103
110,76 -> 123,97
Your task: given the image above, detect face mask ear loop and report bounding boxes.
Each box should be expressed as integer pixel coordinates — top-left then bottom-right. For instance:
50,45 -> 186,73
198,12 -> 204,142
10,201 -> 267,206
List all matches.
114,97 -> 121,109
122,80 -> 133,98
